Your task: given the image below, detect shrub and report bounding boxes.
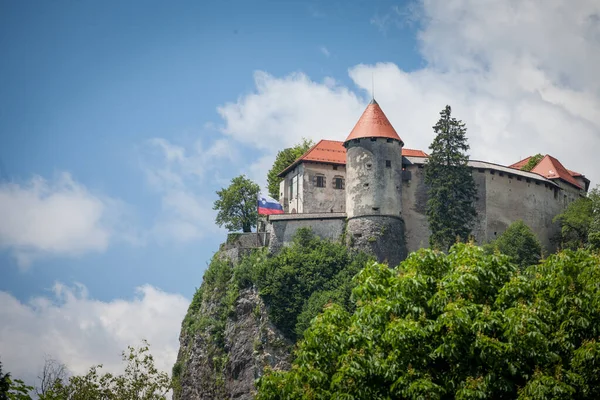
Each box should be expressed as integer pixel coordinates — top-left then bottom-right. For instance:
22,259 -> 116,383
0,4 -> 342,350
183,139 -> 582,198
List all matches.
257,244 -> 600,399
484,220 -> 542,267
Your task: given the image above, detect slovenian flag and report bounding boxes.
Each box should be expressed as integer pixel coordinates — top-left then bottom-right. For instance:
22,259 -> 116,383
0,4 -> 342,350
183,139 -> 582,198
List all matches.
258,194 -> 284,215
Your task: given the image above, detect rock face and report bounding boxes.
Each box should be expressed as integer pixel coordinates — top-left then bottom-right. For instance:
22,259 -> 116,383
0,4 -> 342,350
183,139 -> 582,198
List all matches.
173,285 -> 292,400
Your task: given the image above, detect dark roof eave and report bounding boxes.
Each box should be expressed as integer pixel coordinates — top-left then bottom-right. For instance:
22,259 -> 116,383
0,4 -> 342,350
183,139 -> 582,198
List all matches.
277,159 -> 346,178
343,136 -> 404,147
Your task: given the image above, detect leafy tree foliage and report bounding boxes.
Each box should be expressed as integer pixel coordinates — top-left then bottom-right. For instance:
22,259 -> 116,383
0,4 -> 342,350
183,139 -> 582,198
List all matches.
425,105 -> 477,250
257,243 -> 600,399
586,187 -> 600,250
5,378 -> 33,400
553,186 -> 600,251
554,196 -> 593,250
520,154 -> 544,172
2,342 -> 169,400
484,220 -> 542,268
266,139 -> 314,199
0,362 -> 9,400
213,175 -> 260,233
234,228 -> 371,339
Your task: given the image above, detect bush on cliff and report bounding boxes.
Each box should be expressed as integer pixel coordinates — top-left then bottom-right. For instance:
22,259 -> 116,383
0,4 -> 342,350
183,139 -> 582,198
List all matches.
234,228 -> 372,339
484,220 -> 542,268
257,243 -> 600,399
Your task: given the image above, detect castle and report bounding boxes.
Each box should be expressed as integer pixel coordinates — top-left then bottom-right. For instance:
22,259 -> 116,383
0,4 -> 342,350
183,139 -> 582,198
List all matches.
264,99 -> 589,266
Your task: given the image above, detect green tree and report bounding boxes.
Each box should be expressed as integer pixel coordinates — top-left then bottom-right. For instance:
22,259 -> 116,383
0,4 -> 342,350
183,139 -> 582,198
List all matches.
213,175 -> 260,233
257,244 -> 600,399
520,153 -> 544,172
40,341 -> 170,400
425,105 -> 477,250
587,187 -> 600,250
6,378 -> 33,400
266,139 -> 314,199
0,362 -> 9,400
553,196 -> 593,250
235,228 -> 371,339
484,220 -> 542,267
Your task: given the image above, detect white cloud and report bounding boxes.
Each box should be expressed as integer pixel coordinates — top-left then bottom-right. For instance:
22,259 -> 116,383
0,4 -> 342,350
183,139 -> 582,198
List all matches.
214,0 -> 600,186
218,71 -> 364,152
0,284 -> 188,390
0,173 -> 134,267
140,138 -> 232,243
319,46 -> 331,57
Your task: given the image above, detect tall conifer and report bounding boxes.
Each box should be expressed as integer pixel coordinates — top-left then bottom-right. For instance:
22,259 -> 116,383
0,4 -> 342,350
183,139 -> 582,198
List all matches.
425,105 -> 477,250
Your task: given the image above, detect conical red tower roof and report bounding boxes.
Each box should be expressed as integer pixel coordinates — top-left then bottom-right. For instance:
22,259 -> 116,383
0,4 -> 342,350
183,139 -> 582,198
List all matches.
344,99 -> 403,144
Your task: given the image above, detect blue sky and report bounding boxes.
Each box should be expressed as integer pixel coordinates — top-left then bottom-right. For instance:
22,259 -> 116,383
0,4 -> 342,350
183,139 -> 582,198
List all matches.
2,0 -> 599,386
1,0 -> 419,302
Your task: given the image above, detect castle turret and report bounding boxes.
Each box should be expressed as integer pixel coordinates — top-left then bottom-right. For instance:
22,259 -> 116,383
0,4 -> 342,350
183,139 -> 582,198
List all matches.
344,99 -> 406,266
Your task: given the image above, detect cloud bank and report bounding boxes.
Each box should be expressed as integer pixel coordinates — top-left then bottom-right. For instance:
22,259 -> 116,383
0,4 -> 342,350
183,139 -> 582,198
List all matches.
215,0 -> 600,186
0,173 -> 132,267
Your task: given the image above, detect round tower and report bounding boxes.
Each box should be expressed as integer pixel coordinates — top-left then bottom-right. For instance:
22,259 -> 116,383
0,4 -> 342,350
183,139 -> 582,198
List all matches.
344,99 -> 406,266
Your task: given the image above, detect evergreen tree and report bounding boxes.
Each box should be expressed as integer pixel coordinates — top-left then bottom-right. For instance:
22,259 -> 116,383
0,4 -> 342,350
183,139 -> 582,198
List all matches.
425,105 -> 477,250
0,361 -> 9,400
266,138 -> 314,199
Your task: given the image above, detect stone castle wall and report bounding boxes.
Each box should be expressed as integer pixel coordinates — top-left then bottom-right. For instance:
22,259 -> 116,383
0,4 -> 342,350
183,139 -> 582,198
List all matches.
272,157 -> 584,260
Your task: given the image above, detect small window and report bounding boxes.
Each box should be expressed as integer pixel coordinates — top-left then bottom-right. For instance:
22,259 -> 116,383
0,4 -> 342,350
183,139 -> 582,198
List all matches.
387,138 -> 393,143
366,163 -> 372,169
386,160 -> 391,168
517,176 -> 522,181
490,170 -> 495,175
370,138 -> 377,142
478,168 -> 485,173
333,165 -> 338,170
508,174 -> 514,179
314,175 -> 325,188
499,172 -> 504,177
333,176 -> 344,190
526,178 -> 531,183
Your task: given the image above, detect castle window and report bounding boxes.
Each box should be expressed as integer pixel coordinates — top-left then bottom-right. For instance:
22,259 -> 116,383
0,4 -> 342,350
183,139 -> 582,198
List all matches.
370,138 -> 377,142
526,178 -> 531,183
517,176 -> 522,181
499,172 -> 504,177
386,160 -> 391,168
314,174 -> 326,188
478,168 -> 485,173
333,165 -> 338,170
333,176 -> 345,190
387,138 -> 393,143
490,170 -> 495,175
508,174 -> 514,179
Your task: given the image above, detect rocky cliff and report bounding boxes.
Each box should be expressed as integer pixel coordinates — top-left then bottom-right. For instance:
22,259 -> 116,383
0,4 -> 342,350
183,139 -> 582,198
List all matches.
173,229 -> 369,399
173,266 -> 292,400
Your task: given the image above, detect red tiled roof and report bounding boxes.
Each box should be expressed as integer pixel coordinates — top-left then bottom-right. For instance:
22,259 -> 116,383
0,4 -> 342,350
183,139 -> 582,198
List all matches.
344,99 -> 403,143
568,169 -> 583,177
509,155 -> 584,189
531,155 -> 583,189
278,140 -> 427,177
508,157 -> 532,170
299,140 -> 346,164
402,149 -> 429,157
